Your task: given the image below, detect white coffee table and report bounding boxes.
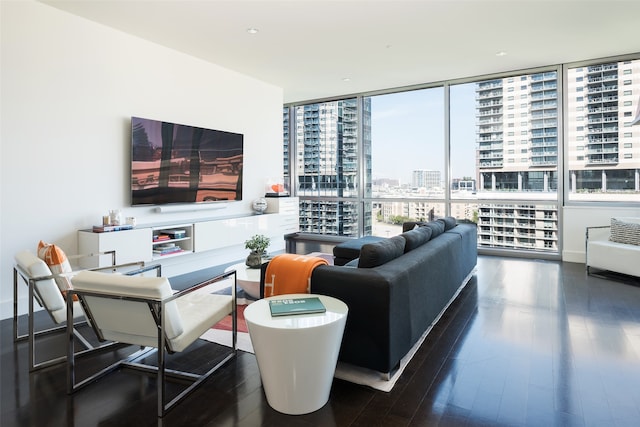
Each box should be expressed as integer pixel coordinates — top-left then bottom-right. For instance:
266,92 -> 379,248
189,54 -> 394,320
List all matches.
244,294 -> 348,415
224,262 -> 261,299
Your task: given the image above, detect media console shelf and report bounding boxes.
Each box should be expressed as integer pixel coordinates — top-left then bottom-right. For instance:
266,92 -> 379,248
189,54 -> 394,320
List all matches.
151,224 -> 193,259
78,198 -> 300,274
78,227 -> 153,268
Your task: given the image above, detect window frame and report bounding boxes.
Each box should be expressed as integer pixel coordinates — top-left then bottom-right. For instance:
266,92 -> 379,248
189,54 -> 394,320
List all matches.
283,52 -> 640,260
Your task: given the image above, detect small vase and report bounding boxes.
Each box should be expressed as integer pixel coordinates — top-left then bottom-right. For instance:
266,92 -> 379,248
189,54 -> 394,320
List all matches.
246,251 -> 263,269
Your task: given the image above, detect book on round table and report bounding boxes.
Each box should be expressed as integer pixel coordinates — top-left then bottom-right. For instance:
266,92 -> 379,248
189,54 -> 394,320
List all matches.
268,297 -> 326,317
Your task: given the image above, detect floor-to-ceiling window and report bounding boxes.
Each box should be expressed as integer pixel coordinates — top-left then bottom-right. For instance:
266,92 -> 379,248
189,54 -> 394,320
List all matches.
292,100 -> 362,236
450,70 -> 560,253
566,58 -> 640,202
283,54 -> 639,257
367,88 -> 445,238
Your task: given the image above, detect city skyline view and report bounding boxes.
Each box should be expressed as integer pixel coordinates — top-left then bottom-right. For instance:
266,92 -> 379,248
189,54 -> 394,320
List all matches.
285,57 -> 639,253
370,85 -> 480,187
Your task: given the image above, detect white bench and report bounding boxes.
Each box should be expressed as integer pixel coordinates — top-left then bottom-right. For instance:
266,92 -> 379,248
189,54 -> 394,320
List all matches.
586,217 -> 640,278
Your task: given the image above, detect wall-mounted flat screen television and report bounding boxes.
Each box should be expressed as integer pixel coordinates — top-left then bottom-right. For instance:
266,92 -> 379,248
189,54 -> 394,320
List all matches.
131,117 -> 243,206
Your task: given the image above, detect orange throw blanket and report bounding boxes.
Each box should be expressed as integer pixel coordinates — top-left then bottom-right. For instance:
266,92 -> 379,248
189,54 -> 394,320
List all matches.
263,254 -> 329,297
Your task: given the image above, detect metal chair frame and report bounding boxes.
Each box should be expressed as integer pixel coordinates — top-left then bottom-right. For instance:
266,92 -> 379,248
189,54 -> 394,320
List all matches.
585,225 -> 610,276
67,269 -> 237,418
13,250 -> 153,372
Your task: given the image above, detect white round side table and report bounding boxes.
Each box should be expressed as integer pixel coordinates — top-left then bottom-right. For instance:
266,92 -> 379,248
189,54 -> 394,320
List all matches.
224,262 -> 261,299
244,293 -> 348,415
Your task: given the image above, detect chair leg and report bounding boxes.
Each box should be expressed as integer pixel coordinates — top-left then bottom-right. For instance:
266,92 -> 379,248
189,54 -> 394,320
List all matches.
157,276 -> 238,417
19,278 -> 110,372
67,294 -> 152,395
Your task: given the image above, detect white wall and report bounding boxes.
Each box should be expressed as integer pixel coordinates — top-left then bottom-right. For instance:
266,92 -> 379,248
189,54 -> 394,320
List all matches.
1,1 -> 283,319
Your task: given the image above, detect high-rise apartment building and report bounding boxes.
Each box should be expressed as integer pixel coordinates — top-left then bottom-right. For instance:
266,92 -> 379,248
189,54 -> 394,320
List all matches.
567,61 -> 640,199
475,72 -> 560,252
293,99 -> 372,236
477,72 -> 558,192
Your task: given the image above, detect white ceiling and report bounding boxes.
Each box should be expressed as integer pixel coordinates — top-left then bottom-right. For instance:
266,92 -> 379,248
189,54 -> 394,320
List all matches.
42,0 -> 640,103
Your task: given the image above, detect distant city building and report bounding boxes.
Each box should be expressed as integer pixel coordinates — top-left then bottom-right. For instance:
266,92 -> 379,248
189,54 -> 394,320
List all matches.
451,178 -> 476,192
373,178 -> 400,187
412,170 -> 441,189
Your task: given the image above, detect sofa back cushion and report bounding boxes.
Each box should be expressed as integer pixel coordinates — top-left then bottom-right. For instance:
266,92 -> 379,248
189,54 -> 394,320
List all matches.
358,236 -> 406,268
422,220 -> 445,238
400,227 -> 432,252
437,216 -> 458,231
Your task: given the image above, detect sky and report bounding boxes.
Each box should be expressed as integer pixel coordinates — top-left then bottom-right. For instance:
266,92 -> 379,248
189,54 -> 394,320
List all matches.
370,83 -> 477,185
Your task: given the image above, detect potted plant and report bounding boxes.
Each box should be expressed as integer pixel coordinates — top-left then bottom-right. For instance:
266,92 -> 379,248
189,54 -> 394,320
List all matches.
245,234 -> 270,268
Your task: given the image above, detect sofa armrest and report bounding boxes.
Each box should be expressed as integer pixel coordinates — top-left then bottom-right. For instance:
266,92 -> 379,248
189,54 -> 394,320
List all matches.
311,265 -> 395,309
310,265 -> 411,373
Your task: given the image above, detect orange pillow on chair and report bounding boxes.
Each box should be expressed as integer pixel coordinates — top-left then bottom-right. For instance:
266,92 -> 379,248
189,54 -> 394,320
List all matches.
37,241 -> 76,301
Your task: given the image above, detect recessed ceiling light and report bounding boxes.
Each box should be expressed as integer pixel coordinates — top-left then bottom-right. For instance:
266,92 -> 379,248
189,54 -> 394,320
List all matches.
247,28 -> 259,34
495,51 -> 507,57
342,78 -> 351,82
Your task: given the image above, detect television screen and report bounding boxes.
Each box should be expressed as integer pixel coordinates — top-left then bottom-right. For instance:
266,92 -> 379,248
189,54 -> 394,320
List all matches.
131,117 -> 243,206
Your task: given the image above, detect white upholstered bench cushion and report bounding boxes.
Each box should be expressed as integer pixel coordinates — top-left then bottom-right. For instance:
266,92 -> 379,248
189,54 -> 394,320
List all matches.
71,270 -> 232,352
587,239 -> 640,278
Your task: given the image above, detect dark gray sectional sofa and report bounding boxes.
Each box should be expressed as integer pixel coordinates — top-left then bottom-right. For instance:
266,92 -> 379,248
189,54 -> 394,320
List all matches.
310,218 -> 477,375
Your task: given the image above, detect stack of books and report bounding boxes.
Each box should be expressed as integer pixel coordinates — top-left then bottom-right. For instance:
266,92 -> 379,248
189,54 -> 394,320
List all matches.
153,234 -> 172,242
153,243 -> 183,256
159,229 -> 187,239
93,224 -> 134,233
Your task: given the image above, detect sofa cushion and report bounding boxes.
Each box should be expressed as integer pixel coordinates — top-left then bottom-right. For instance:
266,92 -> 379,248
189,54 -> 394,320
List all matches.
437,216 -> 458,231
610,217 -> 640,246
401,227 -> 432,252
358,236 -> 405,268
333,236 -> 387,261
421,221 -> 445,238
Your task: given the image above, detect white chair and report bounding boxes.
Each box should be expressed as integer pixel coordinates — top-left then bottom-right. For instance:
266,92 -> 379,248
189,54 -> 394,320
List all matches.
67,269 -> 237,417
586,217 -> 640,278
13,249 -> 149,371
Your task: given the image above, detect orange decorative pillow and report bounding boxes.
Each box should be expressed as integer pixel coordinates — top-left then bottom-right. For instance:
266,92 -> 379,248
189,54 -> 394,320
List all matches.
37,241 -> 76,300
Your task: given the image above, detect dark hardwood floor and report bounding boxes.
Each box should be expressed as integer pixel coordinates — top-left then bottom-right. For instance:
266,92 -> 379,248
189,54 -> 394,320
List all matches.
2,256 -> 640,426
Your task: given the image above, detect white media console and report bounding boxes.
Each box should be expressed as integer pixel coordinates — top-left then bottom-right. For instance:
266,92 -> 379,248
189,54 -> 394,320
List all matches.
78,197 -> 299,277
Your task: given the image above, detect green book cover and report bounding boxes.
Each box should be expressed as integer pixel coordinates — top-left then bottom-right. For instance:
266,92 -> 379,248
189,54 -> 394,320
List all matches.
269,297 -> 326,317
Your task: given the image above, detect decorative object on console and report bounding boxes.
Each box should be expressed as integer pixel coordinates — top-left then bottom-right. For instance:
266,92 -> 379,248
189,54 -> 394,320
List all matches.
252,197 -> 268,214
109,209 -> 123,226
244,234 -> 270,268
265,177 -> 289,197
